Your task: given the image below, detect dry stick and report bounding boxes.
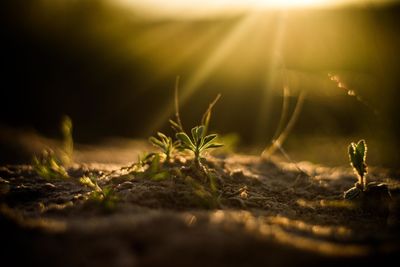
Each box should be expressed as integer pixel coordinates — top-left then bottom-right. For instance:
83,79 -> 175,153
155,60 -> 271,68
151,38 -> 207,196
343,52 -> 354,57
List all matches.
272,69 -> 291,141
262,89 -> 311,179
272,85 -> 290,142
262,90 -> 306,158
174,76 -> 184,132
201,93 -> 222,136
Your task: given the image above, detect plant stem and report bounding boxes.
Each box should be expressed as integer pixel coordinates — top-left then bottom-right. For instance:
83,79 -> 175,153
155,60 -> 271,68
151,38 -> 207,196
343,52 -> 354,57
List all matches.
194,150 -> 201,169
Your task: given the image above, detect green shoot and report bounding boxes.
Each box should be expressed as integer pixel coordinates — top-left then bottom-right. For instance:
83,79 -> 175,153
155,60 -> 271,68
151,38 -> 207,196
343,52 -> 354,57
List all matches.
344,140 -> 367,199
344,140 -> 391,213
176,125 -> 223,169
348,140 -> 368,190
122,153 -> 171,181
79,175 -> 118,210
32,115 -> 74,180
149,132 -> 177,163
79,175 -> 102,192
343,139 -> 391,203
33,149 -> 69,180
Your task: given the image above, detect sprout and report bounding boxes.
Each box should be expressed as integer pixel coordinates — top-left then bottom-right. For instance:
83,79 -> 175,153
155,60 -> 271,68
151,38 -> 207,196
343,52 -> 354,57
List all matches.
344,139 -> 391,210
176,125 -> 223,169
348,140 -> 368,190
149,132 -> 177,163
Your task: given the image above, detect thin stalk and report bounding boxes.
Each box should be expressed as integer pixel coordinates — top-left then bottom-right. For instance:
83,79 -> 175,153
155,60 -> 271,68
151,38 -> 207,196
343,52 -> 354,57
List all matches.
272,86 -> 290,141
262,90 -> 306,158
194,150 -> 201,169
201,94 -> 221,137
174,76 -> 184,132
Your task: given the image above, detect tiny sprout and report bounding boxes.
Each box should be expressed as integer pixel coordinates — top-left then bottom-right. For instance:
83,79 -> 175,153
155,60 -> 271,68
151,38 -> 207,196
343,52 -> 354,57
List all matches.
344,140 -> 391,208
344,140 -> 367,200
33,149 -> 69,180
348,140 -> 367,190
149,132 -> 177,163
176,125 -> 223,169
79,175 -> 117,210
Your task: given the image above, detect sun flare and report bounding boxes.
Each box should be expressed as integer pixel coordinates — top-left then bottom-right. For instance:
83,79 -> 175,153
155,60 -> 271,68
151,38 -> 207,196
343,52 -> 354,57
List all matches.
115,0 -> 369,15
232,0 -> 332,8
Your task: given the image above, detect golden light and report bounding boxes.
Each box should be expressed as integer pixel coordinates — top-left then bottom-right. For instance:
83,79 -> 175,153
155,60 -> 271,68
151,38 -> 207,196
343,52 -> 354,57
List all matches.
233,0 -> 334,8
109,0 -> 398,139
115,0 -> 379,16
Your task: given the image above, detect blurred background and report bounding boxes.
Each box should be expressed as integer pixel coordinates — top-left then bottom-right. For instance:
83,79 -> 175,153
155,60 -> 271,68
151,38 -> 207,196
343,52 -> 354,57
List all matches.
1,0 -> 400,167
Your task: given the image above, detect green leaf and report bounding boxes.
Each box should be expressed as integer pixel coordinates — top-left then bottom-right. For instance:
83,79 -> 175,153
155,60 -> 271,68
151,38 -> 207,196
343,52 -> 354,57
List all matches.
149,137 -> 164,149
202,142 -> 223,150
348,140 -> 367,179
176,132 -> 195,150
157,132 -> 169,143
356,140 -> 367,162
169,119 -> 184,133
191,127 -> 198,145
199,134 -> 216,150
202,134 -> 217,145
79,176 -> 97,189
196,125 -> 205,140
344,186 -> 362,200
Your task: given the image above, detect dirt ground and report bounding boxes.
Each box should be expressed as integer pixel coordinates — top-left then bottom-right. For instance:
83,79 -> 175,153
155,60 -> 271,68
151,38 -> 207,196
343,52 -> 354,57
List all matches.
1,144 -> 400,267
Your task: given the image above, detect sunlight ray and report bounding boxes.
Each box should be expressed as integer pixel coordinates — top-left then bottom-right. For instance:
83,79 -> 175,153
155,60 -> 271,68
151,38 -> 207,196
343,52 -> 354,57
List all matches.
131,22 -> 191,57
255,12 -> 288,143
179,14 -> 262,104
149,20 -> 235,82
115,0 -> 391,17
114,21 -> 230,119
146,13 -> 262,134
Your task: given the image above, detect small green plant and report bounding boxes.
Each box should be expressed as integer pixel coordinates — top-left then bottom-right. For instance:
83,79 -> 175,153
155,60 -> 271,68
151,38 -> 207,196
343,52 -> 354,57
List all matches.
122,153 -> 172,181
168,79 -> 223,169
32,115 -> 74,180
349,140 -> 367,188
33,149 -> 69,180
344,140 -> 391,206
79,175 -> 118,210
344,140 -> 368,199
176,125 -> 223,169
149,132 -> 177,163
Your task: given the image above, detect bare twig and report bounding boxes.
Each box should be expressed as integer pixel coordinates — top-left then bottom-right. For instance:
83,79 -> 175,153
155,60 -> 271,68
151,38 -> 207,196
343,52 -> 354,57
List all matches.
262,90 -> 306,158
201,93 -> 221,136
174,76 -> 184,132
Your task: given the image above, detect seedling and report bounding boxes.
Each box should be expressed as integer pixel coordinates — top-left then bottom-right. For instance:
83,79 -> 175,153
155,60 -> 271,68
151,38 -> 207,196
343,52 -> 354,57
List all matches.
79,175 -> 118,210
149,132 -> 178,163
169,79 -> 223,169
33,149 -> 69,180
176,125 -> 223,169
32,115 -> 74,180
348,140 -> 367,190
344,140 -> 391,211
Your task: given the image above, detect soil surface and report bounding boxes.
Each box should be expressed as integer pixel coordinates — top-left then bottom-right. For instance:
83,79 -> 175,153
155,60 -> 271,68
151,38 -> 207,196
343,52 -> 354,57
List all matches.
1,145 -> 400,267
